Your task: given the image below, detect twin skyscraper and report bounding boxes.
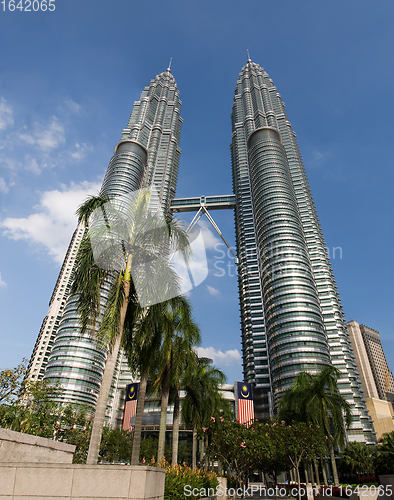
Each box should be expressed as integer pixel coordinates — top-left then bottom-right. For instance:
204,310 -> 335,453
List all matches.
27,60 -> 375,443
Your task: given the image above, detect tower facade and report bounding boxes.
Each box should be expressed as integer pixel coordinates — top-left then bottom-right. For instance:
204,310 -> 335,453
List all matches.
347,321 -> 394,439
358,324 -> 394,400
27,68 -> 183,416
231,59 -> 375,442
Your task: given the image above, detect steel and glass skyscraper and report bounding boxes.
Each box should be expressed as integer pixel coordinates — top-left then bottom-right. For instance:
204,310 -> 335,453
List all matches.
28,67 -> 182,420
28,60 -> 376,441
231,58 -> 375,442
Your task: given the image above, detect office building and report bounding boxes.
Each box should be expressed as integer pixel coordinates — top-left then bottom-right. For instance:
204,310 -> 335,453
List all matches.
230,58 -> 375,442
347,321 -> 394,439
359,324 -> 394,401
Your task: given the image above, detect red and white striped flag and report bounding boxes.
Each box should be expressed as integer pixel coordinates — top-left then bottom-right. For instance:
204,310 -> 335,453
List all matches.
236,382 -> 254,426
122,383 -> 139,431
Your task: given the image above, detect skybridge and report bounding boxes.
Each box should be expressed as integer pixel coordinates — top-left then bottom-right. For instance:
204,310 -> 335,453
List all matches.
170,194 -> 238,264
170,194 -> 236,213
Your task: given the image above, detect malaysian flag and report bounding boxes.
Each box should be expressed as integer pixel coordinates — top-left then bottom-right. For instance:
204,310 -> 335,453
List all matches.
235,382 -> 254,426
122,383 -> 139,431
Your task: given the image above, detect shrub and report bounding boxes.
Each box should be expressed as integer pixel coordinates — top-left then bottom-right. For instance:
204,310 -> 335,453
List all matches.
164,463 -> 218,500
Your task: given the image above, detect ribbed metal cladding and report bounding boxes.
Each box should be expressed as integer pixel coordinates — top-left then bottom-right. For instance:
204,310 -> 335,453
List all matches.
247,127 -> 330,398
44,143 -> 147,406
232,59 -> 376,442
44,281 -> 112,405
101,140 -> 147,197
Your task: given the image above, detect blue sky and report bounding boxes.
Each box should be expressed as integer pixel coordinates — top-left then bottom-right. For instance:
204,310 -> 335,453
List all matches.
1,0 -> 394,385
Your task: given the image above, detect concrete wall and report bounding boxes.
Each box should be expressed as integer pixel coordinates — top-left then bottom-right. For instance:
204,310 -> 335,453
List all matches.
0,463 -> 165,500
0,428 -> 75,463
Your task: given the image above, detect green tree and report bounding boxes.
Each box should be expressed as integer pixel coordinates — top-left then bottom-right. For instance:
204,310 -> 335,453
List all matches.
123,301 -> 166,465
154,296 -> 201,463
375,430 -> 394,474
279,366 -> 353,485
252,421 -> 291,486
72,191 -> 190,465
206,417 -> 257,492
139,435 -> 171,464
0,378 -> 63,437
0,365 -> 92,463
56,406 -> 93,464
340,441 -> 376,477
0,359 -> 27,404
182,356 -> 229,469
99,427 -> 134,463
278,422 -> 325,500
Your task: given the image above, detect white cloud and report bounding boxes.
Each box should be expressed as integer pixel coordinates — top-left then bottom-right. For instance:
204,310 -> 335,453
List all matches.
206,285 -> 219,296
0,273 -> 6,286
65,99 -> 81,114
196,347 -> 241,366
198,219 -> 222,250
0,177 -> 8,194
1,180 -> 101,263
0,158 -> 20,171
0,98 -> 13,131
25,158 -> 41,174
18,118 -> 65,152
68,142 -> 92,161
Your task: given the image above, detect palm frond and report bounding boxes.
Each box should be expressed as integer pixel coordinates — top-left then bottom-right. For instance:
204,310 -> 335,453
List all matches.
71,235 -> 106,334
96,272 -> 127,350
76,195 -> 109,226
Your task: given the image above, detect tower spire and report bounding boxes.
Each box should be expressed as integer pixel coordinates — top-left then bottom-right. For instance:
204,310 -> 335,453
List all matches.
167,57 -> 172,72
247,49 -> 251,62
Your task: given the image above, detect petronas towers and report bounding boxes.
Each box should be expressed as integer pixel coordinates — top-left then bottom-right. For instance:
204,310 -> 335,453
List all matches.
231,59 -> 374,442
27,60 -> 375,442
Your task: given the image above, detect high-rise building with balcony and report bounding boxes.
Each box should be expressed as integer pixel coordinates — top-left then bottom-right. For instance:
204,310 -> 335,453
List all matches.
347,321 -> 394,439
231,58 -> 375,442
27,67 -> 183,423
358,324 -> 394,401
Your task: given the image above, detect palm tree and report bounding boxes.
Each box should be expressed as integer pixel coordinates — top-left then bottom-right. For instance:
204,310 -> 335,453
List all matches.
376,431 -> 394,474
72,190 -> 190,465
340,442 -> 376,477
122,301 -> 165,465
279,365 -> 353,485
170,343 -> 198,465
154,296 -> 201,463
182,356 -> 228,469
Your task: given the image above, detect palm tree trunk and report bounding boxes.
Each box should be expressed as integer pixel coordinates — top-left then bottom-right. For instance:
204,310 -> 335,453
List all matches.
321,457 -> 328,485
86,288 -> 130,464
192,426 -> 197,469
200,436 -> 204,464
131,375 -> 147,465
87,334 -> 122,464
157,364 -> 171,463
171,388 -> 180,465
330,444 -> 339,486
